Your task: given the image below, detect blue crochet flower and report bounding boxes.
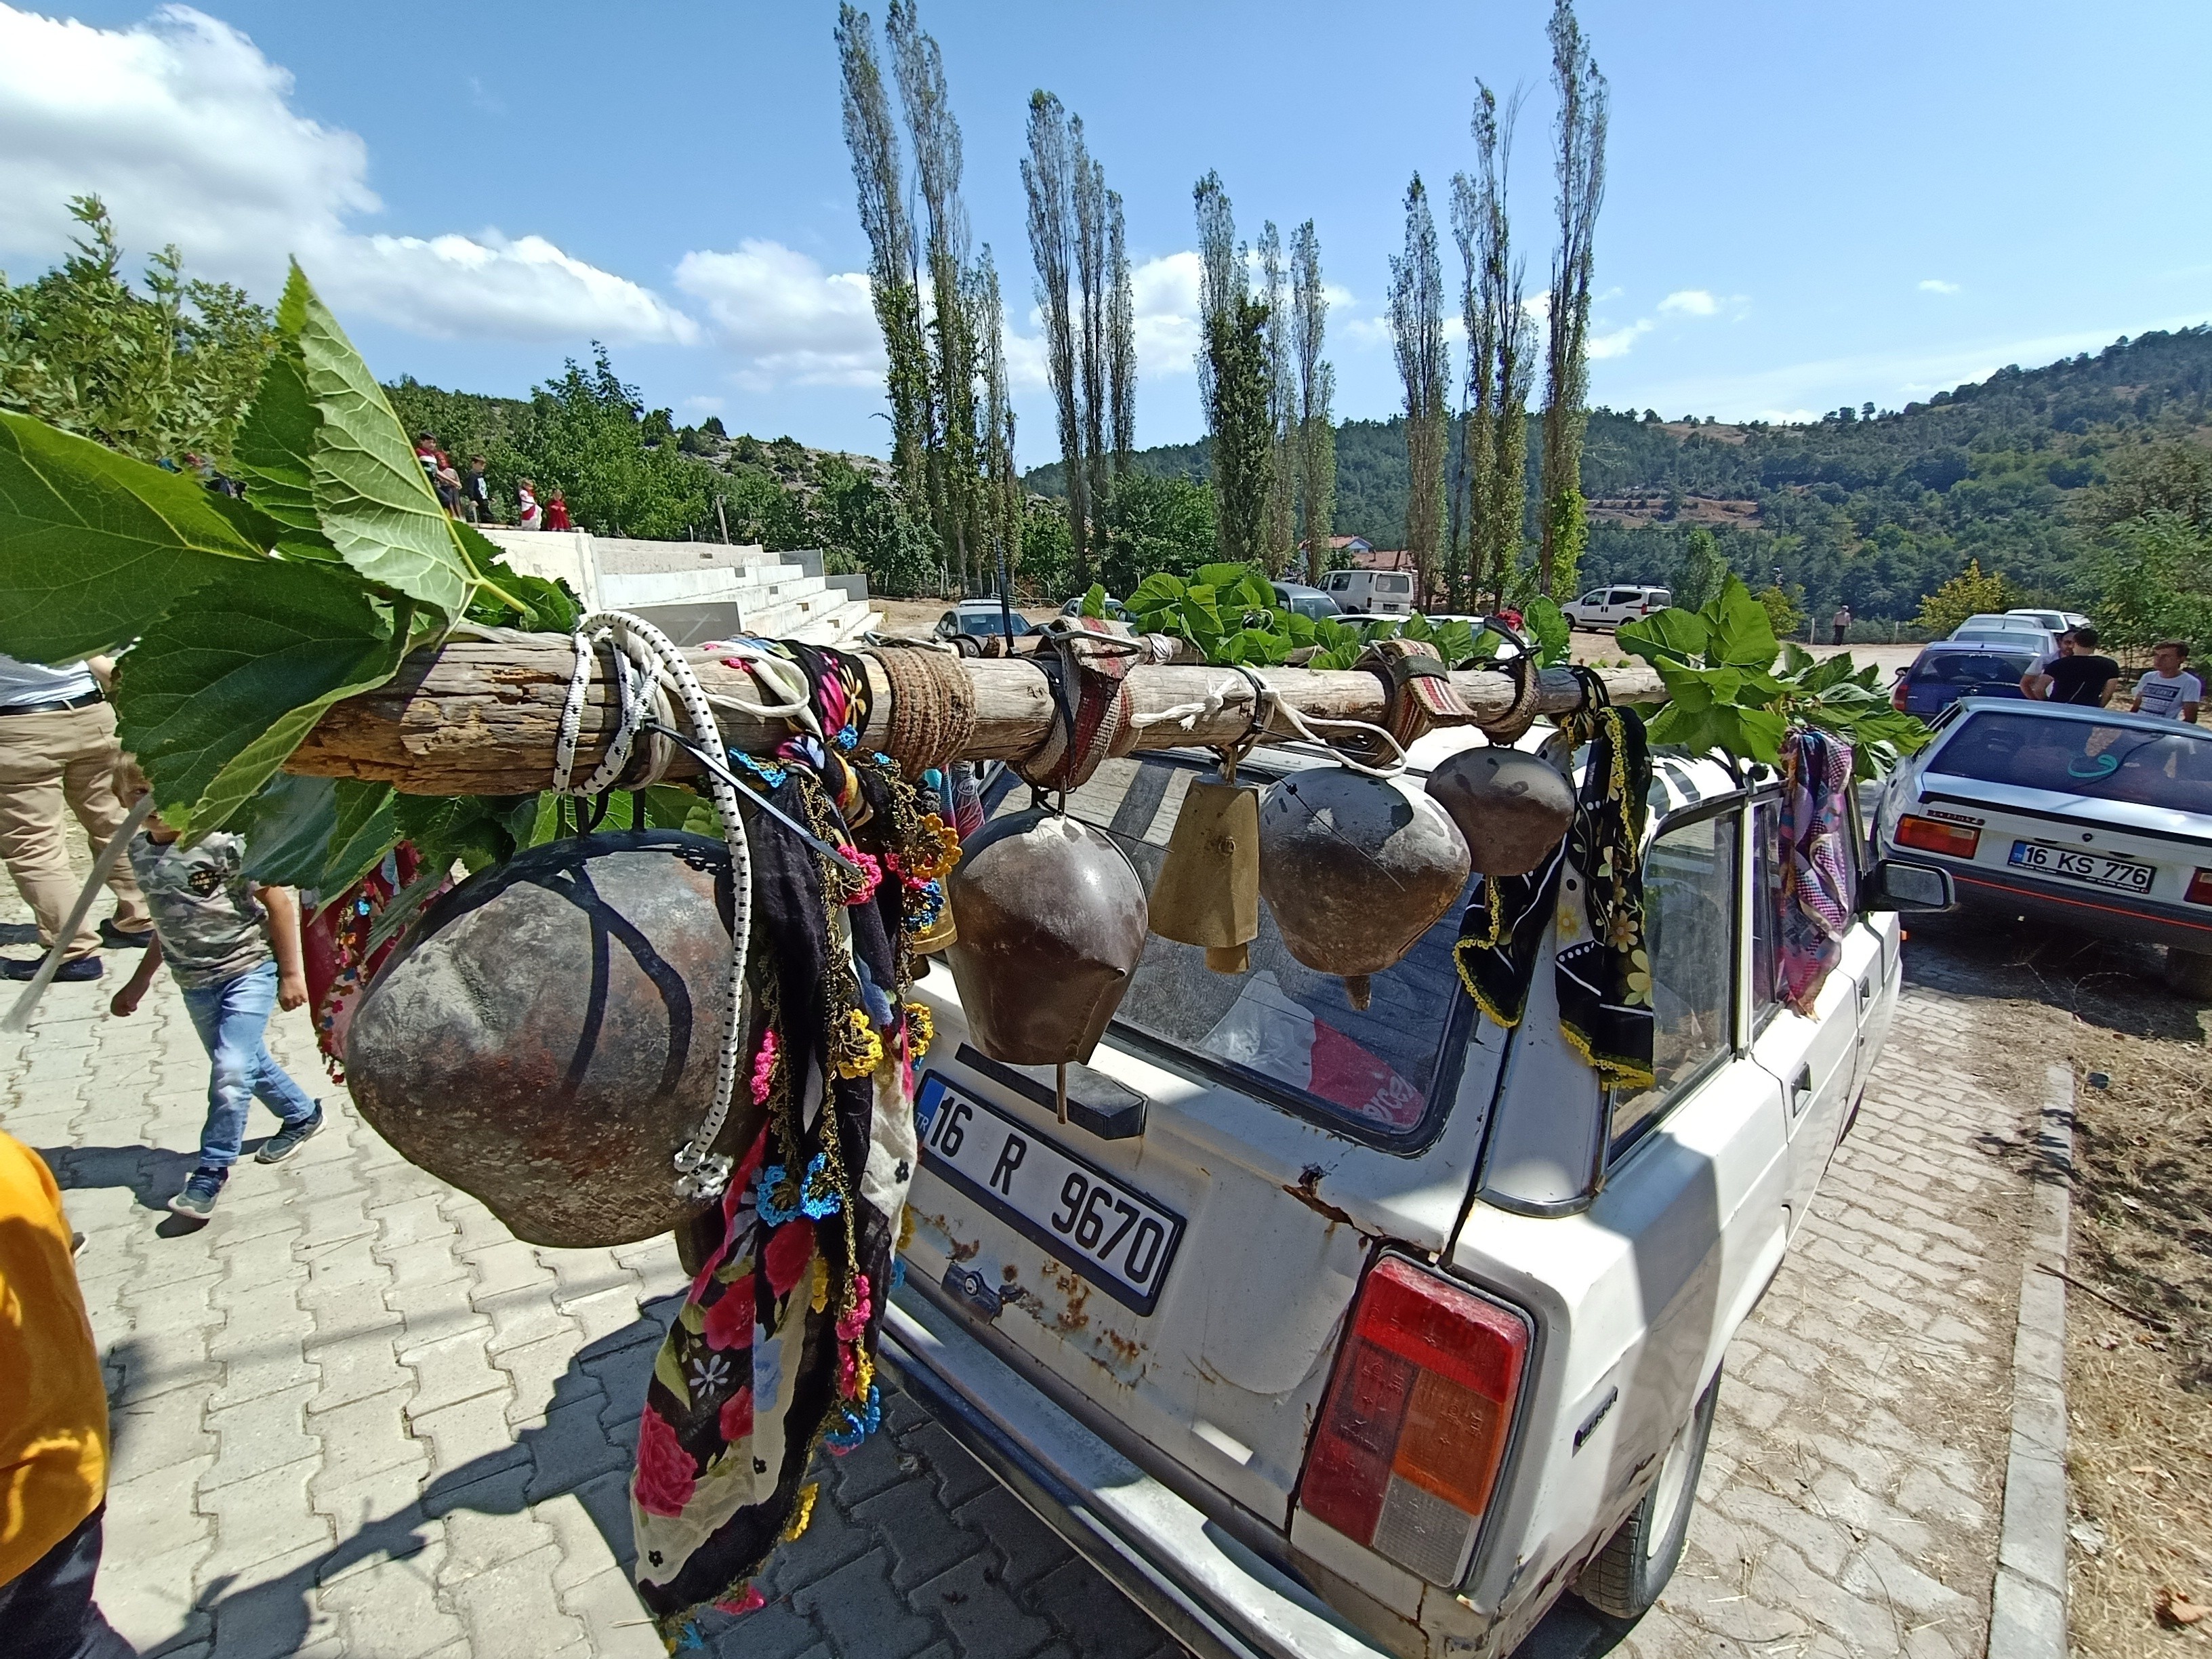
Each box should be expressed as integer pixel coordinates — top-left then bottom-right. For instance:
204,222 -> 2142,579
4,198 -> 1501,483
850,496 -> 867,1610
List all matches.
798,1153 -> 842,1221
730,749 -> 787,790
823,1383 -> 882,1449
756,1165 -> 804,1226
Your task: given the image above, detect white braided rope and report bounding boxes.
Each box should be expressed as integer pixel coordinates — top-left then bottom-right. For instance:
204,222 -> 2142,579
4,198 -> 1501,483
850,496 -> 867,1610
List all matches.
554,610 -> 753,1200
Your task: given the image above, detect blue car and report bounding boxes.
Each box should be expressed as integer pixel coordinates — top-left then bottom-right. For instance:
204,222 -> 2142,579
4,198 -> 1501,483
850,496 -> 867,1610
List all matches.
1892,640 -> 2042,718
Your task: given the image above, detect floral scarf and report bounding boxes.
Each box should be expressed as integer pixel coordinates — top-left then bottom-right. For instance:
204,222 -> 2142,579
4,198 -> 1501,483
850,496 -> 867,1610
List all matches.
1776,728 -> 1856,1015
1455,689 -> 1654,1091
630,728 -> 957,1646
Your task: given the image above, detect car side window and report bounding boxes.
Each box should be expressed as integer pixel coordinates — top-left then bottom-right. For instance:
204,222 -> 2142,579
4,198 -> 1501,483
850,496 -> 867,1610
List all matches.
1609,810 -> 1742,1158
1580,590 -> 1605,607
1750,800 -> 1784,1029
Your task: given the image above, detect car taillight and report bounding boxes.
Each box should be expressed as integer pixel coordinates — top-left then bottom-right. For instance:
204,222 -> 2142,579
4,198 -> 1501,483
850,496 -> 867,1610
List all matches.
2188,869 -> 2212,906
1297,1257 -> 1529,1584
1896,815 -> 1980,858
1891,674 -> 1909,712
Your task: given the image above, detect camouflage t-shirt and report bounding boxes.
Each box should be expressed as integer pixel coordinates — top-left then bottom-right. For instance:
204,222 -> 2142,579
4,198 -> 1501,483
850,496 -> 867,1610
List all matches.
125,831 -> 270,990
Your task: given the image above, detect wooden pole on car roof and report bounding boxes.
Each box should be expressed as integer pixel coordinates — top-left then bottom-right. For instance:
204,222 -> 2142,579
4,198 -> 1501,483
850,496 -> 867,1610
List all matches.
283,631 -> 1668,798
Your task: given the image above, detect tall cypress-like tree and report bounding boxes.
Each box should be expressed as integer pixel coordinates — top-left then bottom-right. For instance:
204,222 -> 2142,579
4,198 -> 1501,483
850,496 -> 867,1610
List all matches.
1193,173 -> 1274,569
1290,220 -> 1336,586
886,0 -> 983,590
1072,119 -> 1111,552
1453,83 -> 1534,609
1388,175 -> 1449,608
1538,0 -> 1607,598
1258,222 -> 1296,574
1107,192 -> 1136,479
1022,93 -> 1087,586
834,5 -> 930,510
969,246 -> 1022,588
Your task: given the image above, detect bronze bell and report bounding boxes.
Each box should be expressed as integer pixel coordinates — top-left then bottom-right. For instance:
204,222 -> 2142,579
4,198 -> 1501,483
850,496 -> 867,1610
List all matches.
345,830 -> 743,1249
1148,777 -> 1261,974
943,808 -> 1147,1069
1425,746 -> 1577,876
1258,768 -> 1471,1010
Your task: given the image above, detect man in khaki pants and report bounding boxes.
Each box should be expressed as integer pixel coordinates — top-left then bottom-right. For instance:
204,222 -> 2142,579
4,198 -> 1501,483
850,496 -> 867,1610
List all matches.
0,654 -> 152,983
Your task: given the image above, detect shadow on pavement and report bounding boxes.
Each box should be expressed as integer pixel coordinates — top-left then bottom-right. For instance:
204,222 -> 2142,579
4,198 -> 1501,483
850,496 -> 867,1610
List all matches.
1903,912 -> 2211,1042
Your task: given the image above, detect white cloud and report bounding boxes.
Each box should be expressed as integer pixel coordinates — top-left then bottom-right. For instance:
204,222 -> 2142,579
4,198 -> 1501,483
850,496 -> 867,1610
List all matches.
1919,279 -> 1962,295
1003,251 -> 1206,390
673,241 -> 878,389
1658,289 -> 1720,316
1588,319 -> 1654,359
0,4 -> 694,343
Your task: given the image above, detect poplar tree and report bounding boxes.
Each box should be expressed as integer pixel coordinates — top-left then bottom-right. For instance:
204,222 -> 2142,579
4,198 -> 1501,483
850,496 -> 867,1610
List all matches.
1107,194 -> 1136,479
834,6 -> 929,508
1193,173 -> 1275,569
886,0 -> 983,590
1073,119 -> 1112,551
969,246 -> 1023,587
1022,93 -> 1087,586
1258,222 -> 1296,574
1538,0 -> 1607,598
1388,175 -> 1449,609
1452,83 -> 1534,609
1290,220 -> 1336,587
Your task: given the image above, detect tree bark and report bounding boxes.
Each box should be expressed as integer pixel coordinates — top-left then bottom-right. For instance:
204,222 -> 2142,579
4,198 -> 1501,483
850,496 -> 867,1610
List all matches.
285,632 -> 1665,797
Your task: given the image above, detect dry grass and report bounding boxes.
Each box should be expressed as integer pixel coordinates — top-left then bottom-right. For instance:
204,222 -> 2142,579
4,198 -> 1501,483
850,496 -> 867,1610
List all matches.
2064,1032 -> 2212,1656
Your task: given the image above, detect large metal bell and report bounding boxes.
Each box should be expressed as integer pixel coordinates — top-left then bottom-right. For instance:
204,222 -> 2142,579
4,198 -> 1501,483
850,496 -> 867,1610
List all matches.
1425,746 -> 1576,876
943,808 -> 1147,1067
346,830 -> 739,1249
1258,769 -> 1471,1009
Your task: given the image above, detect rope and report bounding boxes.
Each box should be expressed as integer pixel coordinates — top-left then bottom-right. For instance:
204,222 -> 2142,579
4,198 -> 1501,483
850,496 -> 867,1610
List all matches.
553,610 -> 752,1202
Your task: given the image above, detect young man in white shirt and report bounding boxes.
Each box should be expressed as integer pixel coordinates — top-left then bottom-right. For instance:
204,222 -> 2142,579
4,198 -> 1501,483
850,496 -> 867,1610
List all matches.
2130,641 -> 2203,722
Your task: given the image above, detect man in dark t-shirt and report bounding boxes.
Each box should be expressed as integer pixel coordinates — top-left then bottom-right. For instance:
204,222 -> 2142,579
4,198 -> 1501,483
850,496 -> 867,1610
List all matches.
2025,626 -> 2119,706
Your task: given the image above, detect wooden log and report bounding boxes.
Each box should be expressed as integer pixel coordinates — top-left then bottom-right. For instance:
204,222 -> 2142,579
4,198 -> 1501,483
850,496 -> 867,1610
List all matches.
285,628 -> 1668,796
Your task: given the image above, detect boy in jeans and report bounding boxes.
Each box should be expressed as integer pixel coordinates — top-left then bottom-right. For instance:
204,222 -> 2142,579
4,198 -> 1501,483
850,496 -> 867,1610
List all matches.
108,792 -> 322,1220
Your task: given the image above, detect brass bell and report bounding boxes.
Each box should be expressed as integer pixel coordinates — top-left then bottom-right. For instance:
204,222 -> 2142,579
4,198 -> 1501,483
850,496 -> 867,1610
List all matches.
1425,746 -> 1576,876
1258,769 -> 1471,1010
943,808 -> 1148,1070
346,830 -> 741,1249
1148,777 -> 1261,974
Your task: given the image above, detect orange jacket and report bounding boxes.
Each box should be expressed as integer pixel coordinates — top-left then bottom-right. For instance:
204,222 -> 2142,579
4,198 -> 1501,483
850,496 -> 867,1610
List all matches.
0,1132 -> 106,1585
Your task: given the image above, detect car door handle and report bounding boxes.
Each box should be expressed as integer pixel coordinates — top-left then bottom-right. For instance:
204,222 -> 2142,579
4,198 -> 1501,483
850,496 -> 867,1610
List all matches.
1790,1064 -> 1814,1113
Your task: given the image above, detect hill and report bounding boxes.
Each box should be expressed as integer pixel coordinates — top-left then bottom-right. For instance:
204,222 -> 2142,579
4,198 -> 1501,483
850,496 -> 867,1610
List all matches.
1026,326 -> 2212,618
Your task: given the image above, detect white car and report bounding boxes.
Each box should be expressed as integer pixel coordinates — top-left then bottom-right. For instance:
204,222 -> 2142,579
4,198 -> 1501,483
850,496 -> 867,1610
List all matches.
1319,569 -> 1417,616
2006,607 -> 2091,636
1873,697 -> 2212,993
884,731 -> 1948,1656
1563,586 -> 1672,632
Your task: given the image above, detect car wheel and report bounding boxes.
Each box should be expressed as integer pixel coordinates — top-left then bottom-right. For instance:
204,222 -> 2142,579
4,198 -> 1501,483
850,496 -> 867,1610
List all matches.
2163,947 -> 2212,1000
1572,1368 -> 1721,1621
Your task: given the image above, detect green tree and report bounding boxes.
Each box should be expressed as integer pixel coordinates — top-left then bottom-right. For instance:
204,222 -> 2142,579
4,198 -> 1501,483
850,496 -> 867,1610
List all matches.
1537,0 -> 1607,598
521,348 -> 713,539
1289,221 -> 1336,586
1676,527 -> 1730,613
0,195 -> 272,468
2074,438 -> 2212,533
1452,83 -> 1534,611
1099,473 -> 1218,594
1019,496 -> 1073,595
1914,558 -> 2009,635
2084,512 -> 2212,657
1388,175 -> 1449,607
1195,173 -> 1276,569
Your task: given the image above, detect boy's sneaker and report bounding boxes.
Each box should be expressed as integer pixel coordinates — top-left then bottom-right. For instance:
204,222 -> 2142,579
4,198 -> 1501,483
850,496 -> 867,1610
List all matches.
168,1167 -> 228,1220
256,1106 -> 325,1164
0,955 -> 102,982
100,918 -> 154,949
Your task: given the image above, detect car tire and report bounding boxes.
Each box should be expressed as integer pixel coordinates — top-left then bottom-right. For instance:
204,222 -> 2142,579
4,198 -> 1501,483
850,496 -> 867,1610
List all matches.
1572,1368 -> 1721,1622
2163,947 -> 2212,1000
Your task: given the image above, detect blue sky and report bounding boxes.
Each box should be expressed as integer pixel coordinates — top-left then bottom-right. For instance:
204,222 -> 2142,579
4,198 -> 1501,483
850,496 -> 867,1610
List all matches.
3,1 -> 2207,466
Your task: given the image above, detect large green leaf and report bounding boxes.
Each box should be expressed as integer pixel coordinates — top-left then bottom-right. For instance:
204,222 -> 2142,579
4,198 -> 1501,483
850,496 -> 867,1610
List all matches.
298,282 -> 474,619
319,781 -> 401,895
1617,607 -> 1710,665
0,410 -> 265,661
116,561 -> 412,836
234,773 -> 340,886
1707,577 -> 1780,668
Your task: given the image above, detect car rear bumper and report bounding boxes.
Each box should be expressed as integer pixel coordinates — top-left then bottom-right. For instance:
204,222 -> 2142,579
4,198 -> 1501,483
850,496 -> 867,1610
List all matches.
1937,860 -> 2212,951
880,1286 -> 1391,1659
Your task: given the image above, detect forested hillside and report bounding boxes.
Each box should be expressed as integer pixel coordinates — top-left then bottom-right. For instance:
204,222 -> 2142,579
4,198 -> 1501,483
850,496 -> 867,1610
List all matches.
1029,327 -> 2212,618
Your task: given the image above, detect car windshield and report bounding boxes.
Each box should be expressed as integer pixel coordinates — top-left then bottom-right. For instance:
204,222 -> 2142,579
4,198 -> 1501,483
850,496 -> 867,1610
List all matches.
1931,711 -> 2212,814
981,754 -> 1470,1144
956,612 -> 1025,636
1913,651 -> 2035,684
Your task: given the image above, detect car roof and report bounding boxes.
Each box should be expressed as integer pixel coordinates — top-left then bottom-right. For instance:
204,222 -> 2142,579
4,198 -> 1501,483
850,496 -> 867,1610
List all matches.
1919,637 -> 2038,653
1939,697 -> 2209,739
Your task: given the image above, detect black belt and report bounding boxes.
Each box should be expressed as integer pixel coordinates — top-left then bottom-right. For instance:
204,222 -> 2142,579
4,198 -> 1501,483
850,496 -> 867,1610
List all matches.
0,689 -> 105,716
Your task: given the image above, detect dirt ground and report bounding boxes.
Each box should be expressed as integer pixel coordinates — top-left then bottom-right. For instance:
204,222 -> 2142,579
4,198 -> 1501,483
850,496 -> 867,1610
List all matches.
1903,913 -> 2212,1655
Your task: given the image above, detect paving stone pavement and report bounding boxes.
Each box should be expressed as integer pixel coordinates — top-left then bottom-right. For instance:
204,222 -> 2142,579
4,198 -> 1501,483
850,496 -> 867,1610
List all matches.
2,884 -> 2046,1659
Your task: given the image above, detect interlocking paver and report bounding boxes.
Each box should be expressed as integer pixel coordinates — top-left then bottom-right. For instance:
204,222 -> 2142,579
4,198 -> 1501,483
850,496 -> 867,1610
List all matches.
7,856 -> 2053,1659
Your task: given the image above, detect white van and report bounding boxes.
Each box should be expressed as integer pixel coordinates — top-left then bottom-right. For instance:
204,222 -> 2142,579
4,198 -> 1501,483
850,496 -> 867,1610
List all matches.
1320,568 -> 1417,616
1563,585 -> 1672,632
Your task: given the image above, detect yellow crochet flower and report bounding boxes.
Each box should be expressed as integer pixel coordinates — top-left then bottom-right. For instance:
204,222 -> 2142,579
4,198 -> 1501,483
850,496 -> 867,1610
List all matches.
905,1002 -> 935,1059
906,813 -> 962,882
833,1007 -> 884,1080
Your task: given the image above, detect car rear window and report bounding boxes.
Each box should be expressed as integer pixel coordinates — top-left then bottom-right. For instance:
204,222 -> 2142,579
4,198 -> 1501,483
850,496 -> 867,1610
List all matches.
1912,651 -> 2035,685
1931,712 -> 2212,813
978,754 -> 1471,1146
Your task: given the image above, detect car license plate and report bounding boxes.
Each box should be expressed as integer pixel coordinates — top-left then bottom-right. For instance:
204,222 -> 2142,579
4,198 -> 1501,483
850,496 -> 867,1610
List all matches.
914,1073 -> 1185,1315
2008,840 -> 2154,893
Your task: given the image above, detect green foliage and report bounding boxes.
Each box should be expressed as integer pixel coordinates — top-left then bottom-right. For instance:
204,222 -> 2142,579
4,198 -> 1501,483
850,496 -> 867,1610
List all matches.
2083,512 -> 2212,657
1754,583 -> 1805,641
1098,473 -> 1217,595
1618,576 -> 1929,780
1913,558 -> 2009,636
1675,527 -> 1729,613
0,197 -> 274,468
522,348 -> 712,540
